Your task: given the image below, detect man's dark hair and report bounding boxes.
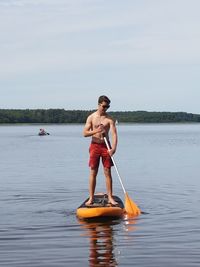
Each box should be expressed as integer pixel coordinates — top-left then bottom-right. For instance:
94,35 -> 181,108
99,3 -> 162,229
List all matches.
98,95 -> 111,104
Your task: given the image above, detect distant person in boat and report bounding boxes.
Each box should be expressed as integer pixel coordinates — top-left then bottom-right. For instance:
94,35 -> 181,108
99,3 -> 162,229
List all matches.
39,128 -> 49,135
83,95 -> 118,206
39,128 -> 46,135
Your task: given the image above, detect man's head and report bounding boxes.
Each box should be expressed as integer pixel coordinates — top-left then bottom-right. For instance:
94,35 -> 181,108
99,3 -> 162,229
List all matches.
98,95 -> 110,110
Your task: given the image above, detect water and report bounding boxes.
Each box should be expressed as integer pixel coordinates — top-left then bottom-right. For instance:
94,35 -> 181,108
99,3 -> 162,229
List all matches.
0,124 -> 200,266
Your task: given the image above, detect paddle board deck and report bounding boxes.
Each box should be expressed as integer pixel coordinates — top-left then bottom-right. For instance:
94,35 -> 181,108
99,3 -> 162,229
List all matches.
76,194 -> 124,220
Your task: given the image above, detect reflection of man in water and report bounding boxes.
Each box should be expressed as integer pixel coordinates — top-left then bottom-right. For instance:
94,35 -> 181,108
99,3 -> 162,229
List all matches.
78,217 -> 137,266
86,222 -> 117,267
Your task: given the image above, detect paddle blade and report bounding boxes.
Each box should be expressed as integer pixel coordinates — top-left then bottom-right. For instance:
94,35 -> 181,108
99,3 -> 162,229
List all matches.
124,193 -> 141,216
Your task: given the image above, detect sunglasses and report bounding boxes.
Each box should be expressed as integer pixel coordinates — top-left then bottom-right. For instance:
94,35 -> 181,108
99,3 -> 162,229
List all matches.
101,104 -> 110,109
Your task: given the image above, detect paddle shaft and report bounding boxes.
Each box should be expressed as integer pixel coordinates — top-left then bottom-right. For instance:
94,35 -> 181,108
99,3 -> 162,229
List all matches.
103,137 -> 126,194
104,136 -> 141,216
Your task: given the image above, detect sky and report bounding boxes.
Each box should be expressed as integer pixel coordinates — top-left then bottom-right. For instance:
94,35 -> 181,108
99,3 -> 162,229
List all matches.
0,0 -> 200,113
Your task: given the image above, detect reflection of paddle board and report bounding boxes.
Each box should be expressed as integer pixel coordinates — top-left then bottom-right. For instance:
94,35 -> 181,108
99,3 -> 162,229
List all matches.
76,193 -> 124,219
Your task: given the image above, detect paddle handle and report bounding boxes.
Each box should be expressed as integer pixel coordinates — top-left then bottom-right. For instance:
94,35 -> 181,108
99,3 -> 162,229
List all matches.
103,137 -> 126,194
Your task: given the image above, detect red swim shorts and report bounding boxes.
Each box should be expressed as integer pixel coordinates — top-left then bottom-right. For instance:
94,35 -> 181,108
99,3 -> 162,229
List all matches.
89,142 -> 113,169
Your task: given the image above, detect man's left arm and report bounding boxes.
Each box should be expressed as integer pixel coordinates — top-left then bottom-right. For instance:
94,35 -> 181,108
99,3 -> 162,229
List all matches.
110,120 -> 118,156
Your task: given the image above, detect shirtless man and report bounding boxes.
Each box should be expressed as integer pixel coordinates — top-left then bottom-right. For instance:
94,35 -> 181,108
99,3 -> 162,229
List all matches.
83,95 -> 118,206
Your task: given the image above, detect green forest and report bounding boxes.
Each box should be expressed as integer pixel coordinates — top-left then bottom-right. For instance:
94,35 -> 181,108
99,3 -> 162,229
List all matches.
0,109 -> 200,123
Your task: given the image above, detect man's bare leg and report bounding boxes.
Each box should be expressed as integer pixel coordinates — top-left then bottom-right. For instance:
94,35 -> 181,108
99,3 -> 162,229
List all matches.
104,167 -> 118,205
85,168 -> 98,205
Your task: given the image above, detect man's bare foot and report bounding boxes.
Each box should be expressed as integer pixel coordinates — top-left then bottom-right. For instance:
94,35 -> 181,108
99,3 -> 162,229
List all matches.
85,198 -> 94,206
108,197 -> 118,206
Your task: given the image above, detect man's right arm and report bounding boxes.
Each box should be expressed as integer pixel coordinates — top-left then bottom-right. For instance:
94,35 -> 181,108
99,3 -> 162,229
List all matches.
83,115 -> 103,137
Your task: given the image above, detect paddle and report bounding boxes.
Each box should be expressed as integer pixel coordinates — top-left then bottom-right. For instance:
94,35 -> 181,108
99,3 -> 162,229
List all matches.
103,136 -> 141,216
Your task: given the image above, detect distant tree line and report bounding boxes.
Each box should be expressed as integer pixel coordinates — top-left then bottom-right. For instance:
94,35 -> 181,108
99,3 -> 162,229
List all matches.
0,109 -> 200,123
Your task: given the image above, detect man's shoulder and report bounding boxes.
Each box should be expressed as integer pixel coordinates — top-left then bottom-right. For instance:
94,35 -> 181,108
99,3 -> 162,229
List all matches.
89,111 -> 97,118
87,111 -> 97,121
106,113 -> 115,122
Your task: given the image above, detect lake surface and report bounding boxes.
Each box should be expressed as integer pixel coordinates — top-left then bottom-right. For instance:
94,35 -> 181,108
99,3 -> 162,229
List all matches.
0,124 -> 200,267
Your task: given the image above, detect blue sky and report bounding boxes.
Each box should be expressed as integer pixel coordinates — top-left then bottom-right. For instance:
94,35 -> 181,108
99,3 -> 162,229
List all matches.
0,0 -> 199,113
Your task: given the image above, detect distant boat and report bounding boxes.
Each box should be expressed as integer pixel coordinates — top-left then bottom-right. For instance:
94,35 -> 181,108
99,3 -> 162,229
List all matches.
38,129 -> 50,136
115,120 -> 119,125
